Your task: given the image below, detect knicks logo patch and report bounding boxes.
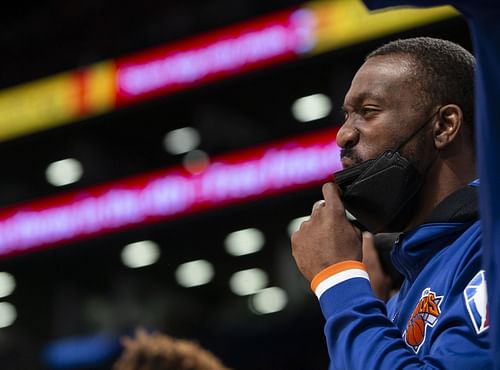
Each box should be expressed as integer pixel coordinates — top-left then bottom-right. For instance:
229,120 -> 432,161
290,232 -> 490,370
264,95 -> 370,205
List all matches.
403,288 -> 443,353
464,270 -> 489,334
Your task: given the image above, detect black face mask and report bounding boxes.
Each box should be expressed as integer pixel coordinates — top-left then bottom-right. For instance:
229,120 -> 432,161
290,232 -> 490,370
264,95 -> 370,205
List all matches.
333,110 -> 439,233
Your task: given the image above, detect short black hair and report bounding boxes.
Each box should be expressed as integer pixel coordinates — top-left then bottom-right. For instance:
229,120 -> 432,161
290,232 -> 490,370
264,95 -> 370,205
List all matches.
367,37 -> 475,133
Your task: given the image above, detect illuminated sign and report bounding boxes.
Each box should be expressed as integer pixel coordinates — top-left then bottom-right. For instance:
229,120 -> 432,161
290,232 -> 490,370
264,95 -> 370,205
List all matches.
0,62 -> 115,141
0,128 -> 340,258
309,0 -> 458,53
0,1 -> 457,142
116,9 -> 316,105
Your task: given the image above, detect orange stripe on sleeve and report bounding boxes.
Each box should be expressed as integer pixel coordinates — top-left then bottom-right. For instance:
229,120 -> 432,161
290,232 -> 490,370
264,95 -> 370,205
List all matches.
310,260 -> 367,292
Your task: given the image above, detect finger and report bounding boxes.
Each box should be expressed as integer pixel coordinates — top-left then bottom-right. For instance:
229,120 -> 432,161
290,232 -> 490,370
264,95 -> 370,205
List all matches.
362,232 -> 374,247
322,182 -> 345,214
362,233 -> 379,270
311,199 -> 325,214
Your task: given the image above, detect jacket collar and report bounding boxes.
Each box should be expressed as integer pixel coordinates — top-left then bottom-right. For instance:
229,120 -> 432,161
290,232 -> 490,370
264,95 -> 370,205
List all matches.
391,181 -> 479,282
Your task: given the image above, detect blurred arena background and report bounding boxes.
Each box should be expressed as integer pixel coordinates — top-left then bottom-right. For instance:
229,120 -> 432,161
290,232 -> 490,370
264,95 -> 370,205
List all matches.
0,1 -> 471,369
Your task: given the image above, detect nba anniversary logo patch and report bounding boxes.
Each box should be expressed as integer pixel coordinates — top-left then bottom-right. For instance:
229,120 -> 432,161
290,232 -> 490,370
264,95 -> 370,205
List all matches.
404,288 -> 443,353
464,270 -> 489,335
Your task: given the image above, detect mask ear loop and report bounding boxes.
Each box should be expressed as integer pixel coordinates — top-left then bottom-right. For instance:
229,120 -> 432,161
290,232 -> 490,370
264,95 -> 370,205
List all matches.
398,107 -> 443,182
423,107 -> 444,174
393,107 -> 442,154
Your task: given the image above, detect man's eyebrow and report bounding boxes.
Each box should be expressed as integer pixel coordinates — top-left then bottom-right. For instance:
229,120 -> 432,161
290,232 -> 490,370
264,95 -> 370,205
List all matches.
357,92 -> 385,102
345,92 -> 385,107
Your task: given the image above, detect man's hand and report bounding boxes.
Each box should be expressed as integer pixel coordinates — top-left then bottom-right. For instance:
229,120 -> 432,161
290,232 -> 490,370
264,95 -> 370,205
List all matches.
291,182 -> 362,282
362,232 -> 392,301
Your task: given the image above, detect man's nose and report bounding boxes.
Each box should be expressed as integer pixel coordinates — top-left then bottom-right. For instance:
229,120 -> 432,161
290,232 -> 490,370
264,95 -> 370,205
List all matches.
336,122 -> 359,149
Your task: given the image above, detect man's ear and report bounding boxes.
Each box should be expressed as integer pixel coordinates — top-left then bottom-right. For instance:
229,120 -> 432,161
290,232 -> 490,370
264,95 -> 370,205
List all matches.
433,104 -> 463,150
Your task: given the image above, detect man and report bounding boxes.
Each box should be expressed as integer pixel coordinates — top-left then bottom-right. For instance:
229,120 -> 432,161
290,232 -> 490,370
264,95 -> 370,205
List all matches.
360,2 -> 500,367
113,329 -> 231,370
363,0 -> 500,370
291,37 -> 491,369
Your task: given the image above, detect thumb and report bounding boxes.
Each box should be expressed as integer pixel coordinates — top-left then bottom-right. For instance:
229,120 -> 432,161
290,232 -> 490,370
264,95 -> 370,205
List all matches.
322,182 -> 345,215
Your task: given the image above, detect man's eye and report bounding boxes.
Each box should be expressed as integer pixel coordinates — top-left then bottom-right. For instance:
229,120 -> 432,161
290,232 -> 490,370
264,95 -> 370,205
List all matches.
340,109 -> 349,122
360,107 -> 378,116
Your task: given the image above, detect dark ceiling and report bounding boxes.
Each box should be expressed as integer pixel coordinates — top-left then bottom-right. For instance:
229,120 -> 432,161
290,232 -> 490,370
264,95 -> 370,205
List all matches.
1,0 -> 306,88
0,1 -> 471,369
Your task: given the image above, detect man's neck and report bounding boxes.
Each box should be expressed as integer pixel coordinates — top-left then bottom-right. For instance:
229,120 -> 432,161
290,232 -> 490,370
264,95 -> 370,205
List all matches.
405,159 -> 477,231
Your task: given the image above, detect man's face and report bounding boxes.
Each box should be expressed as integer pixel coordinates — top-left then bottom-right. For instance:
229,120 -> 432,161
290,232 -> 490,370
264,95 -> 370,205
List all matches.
337,54 -> 431,170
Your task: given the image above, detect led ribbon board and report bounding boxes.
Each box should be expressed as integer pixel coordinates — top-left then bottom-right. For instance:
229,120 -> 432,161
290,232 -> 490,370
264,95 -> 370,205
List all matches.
0,128 -> 340,258
116,9 -> 315,106
0,8 -> 314,141
0,1 -> 457,141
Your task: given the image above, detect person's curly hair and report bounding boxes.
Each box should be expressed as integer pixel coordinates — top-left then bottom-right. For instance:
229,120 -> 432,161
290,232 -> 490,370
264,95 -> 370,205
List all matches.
113,329 -> 232,370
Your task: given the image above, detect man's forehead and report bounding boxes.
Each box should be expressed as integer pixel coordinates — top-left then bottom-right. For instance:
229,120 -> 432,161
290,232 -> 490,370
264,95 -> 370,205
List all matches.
345,56 -> 414,105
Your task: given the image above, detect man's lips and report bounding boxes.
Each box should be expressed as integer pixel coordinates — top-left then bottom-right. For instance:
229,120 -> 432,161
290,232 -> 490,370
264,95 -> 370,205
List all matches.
339,147 -> 363,169
341,157 -> 356,169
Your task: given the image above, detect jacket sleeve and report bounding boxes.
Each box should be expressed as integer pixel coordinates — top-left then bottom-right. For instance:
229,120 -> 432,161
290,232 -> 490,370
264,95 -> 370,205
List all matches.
313,261 -> 491,370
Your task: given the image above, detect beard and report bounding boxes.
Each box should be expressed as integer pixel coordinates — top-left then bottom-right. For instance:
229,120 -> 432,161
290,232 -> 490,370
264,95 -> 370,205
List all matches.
397,130 -> 429,174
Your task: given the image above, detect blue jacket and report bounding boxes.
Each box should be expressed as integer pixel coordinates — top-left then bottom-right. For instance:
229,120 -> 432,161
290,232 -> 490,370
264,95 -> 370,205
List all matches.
313,181 -> 491,369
